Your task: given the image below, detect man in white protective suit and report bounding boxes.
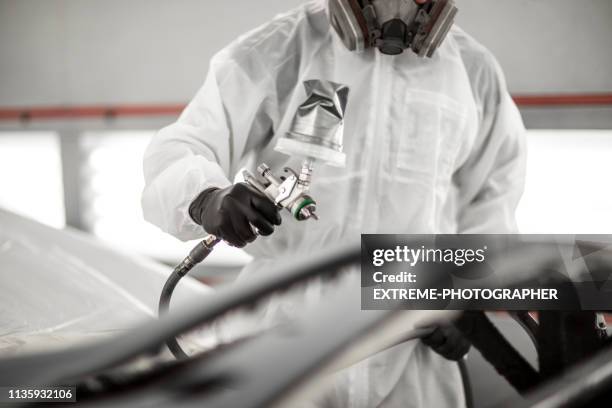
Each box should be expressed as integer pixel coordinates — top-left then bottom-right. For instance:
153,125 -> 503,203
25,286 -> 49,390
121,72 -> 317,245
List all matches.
142,0 -> 526,406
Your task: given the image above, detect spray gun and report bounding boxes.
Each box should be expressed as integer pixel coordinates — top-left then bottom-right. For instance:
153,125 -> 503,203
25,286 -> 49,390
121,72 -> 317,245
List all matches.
243,163 -> 317,223
159,79 -> 350,359
247,79 -> 349,221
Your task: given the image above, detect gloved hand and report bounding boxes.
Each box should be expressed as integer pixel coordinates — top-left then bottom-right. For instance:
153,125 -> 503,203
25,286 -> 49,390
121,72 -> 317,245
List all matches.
189,183 -> 281,248
422,324 -> 471,361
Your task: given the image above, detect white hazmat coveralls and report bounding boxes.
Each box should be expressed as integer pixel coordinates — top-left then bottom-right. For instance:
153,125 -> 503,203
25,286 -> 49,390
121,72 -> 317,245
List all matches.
142,1 -> 526,406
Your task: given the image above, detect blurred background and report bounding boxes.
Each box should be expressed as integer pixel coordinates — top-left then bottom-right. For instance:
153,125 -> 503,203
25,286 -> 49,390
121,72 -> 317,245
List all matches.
1,0 -> 611,283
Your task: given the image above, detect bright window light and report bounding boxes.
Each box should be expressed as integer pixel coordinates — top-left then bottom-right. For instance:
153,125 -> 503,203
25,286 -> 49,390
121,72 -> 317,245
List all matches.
517,129 -> 612,233
0,132 -> 65,228
81,131 -> 251,266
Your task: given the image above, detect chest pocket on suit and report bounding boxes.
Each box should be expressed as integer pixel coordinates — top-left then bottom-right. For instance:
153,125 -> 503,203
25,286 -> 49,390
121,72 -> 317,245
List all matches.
388,90 -> 468,185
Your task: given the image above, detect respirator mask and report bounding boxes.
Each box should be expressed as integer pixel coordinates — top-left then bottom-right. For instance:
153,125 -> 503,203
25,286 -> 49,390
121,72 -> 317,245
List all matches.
329,0 -> 458,56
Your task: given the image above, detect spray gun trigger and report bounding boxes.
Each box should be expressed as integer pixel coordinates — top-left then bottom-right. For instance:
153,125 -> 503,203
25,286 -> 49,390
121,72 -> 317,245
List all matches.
275,175 -> 298,205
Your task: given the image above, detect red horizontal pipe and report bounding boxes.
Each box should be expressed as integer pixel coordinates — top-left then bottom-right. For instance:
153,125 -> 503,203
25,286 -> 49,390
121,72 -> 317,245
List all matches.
0,104 -> 185,121
0,94 -> 611,122
513,93 -> 612,107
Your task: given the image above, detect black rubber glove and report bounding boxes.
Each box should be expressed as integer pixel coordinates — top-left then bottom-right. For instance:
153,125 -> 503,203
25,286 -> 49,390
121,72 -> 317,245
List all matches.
422,324 -> 471,361
189,183 -> 281,248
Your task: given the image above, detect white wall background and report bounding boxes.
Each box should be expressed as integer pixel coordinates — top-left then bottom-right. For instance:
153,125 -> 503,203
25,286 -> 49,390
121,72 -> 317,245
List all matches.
0,0 -> 303,106
455,0 -> 612,94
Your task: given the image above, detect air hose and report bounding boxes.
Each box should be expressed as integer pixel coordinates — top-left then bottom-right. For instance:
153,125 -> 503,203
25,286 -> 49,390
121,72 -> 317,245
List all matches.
158,235 -> 220,359
157,162 -> 319,359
